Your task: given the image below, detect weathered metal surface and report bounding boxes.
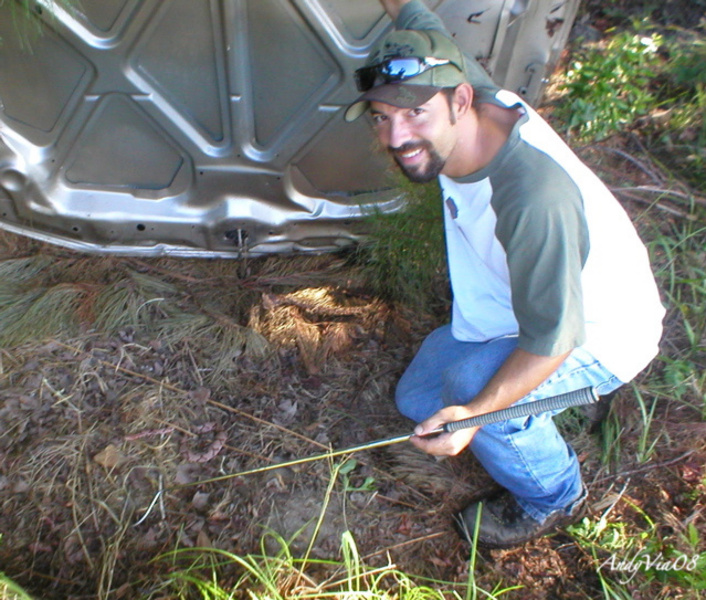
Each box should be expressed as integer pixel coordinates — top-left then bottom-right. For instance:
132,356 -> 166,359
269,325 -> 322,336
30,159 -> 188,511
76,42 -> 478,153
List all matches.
0,0 -> 578,256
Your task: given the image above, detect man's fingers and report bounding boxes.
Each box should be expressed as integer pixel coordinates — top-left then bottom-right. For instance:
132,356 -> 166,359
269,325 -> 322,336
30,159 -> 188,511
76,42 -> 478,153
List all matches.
413,423 -> 442,437
410,433 -> 451,456
410,428 -> 476,456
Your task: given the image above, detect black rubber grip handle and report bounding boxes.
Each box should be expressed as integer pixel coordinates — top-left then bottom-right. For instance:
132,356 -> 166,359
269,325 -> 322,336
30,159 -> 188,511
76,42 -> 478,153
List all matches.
442,387 -> 599,433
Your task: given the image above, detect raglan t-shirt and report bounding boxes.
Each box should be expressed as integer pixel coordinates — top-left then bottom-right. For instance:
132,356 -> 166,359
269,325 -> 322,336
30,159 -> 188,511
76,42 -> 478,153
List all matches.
396,1 -> 665,383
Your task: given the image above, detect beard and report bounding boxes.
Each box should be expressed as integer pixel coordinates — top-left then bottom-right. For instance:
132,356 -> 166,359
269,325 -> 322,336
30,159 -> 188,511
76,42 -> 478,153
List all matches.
390,141 -> 446,183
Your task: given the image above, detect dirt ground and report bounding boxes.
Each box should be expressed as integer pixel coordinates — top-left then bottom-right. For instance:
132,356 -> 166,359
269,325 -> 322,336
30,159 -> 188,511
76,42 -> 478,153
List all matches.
0,198 -> 703,600
2,3 -> 706,599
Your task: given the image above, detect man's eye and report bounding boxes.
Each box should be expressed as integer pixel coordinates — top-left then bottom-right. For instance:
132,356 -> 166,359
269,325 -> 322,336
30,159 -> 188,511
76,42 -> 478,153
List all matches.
371,114 -> 387,124
410,107 -> 425,117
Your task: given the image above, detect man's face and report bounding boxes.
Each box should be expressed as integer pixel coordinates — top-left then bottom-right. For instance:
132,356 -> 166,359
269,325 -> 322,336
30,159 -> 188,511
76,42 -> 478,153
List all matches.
370,91 -> 457,183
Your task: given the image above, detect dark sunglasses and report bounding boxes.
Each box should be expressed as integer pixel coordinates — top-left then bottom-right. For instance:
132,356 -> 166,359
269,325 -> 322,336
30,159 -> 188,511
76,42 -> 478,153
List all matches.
354,56 -> 452,92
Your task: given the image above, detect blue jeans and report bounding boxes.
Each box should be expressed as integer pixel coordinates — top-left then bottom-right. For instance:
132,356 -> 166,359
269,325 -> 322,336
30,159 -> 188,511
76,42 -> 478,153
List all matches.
395,324 -> 623,523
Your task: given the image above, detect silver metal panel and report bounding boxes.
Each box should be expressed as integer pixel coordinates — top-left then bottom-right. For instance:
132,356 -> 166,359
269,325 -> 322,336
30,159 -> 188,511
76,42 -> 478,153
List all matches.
0,0 -> 578,257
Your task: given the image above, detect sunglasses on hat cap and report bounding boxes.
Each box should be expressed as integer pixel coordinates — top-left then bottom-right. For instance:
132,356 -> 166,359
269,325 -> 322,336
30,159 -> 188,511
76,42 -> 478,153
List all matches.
354,56 -> 452,92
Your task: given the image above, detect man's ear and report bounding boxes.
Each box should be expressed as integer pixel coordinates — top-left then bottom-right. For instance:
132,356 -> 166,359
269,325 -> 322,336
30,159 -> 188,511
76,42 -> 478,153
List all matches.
453,83 -> 474,117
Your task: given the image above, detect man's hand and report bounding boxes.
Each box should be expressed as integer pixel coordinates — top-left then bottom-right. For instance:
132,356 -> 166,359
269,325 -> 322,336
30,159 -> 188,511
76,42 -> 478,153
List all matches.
410,404 -> 480,457
379,0 -> 412,21
410,347 -> 574,458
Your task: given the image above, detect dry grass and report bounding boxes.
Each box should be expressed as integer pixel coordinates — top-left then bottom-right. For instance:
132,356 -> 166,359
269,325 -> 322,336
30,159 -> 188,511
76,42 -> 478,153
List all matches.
0,238 -> 470,598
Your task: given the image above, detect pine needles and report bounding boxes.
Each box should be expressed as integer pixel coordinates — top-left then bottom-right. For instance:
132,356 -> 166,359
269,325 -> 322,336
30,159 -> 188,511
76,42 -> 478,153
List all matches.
0,256 -> 87,345
0,284 -> 89,346
0,255 -> 176,346
0,248 -> 358,383
157,312 -> 270,384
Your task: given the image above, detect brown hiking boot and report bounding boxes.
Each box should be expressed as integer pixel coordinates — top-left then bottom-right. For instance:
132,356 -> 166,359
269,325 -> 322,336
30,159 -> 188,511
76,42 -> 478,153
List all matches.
455,490 -> 586,549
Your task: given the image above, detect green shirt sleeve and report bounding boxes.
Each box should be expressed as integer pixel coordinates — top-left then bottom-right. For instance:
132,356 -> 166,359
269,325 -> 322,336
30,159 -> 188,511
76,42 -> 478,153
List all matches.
491,147 -> 589,356
396,0 -> 447,32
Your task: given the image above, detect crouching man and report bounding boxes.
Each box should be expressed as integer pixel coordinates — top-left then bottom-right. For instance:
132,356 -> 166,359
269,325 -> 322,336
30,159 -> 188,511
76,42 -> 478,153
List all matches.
344,0 -> 664,548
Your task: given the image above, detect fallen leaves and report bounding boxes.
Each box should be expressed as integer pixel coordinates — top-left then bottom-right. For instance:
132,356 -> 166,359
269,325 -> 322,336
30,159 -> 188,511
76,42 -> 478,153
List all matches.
93,444 -> 128,470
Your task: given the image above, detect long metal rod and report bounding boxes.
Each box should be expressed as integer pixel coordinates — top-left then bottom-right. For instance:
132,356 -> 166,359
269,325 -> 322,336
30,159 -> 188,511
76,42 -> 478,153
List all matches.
179,387 -> 598,488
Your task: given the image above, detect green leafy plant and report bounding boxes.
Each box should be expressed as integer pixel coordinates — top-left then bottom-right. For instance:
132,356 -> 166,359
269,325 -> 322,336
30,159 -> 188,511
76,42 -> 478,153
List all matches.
339,459 -> 377,493
569,498 -> 706,597
626,30 -> 706,189
557,28 -> 663,141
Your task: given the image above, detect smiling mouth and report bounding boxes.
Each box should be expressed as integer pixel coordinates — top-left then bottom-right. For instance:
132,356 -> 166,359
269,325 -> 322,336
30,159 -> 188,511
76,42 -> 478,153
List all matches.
391,142 -> 427,163
398,147 -> 423,160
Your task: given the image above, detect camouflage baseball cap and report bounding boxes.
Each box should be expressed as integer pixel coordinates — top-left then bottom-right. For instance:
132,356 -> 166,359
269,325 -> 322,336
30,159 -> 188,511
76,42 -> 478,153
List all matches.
344,29 -> 467,122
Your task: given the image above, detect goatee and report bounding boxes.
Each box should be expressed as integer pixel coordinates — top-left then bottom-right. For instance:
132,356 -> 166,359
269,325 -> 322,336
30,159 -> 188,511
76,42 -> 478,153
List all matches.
390,141 -> 446,183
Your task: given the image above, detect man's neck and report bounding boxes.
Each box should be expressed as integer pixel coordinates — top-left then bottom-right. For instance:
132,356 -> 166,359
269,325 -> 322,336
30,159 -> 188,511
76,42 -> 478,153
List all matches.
444,104 -> 521,178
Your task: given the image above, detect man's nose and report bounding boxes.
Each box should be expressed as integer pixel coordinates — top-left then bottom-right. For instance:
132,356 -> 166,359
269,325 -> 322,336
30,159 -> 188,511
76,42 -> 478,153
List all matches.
387,117 -> 413,149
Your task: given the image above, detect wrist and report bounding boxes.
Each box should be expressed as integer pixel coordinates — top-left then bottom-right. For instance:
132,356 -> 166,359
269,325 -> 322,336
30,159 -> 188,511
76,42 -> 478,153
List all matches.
380,0 -> 412,21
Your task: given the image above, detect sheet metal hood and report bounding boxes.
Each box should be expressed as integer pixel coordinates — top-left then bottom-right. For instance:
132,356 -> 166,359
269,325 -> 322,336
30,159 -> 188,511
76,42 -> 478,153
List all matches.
0,0 -> 578,257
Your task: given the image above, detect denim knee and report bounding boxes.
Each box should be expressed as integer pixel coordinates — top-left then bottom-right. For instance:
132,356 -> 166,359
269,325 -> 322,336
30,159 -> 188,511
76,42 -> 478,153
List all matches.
395,374 -> 444,423
441,367 -> 490,407
394,380 -> 416,420
440,336 -> 517,407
